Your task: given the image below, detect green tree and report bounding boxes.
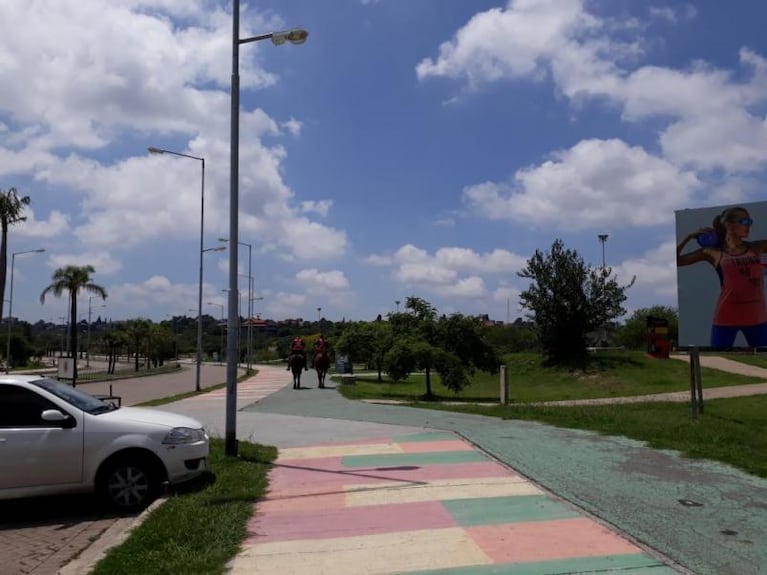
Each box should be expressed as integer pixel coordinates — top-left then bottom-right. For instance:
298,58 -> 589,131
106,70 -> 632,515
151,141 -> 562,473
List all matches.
336,320 -> 393,381
615,306 -> 678,350
518,239 -> 631,365
40,265 -> 107,383
122,319 -> 151,371
386,297 -> 499,397
0,188 -> 31,320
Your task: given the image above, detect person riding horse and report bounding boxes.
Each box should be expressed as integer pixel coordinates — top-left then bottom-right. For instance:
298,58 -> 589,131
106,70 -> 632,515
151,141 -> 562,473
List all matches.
287,336 -> 307,371
312,334 -> 329,367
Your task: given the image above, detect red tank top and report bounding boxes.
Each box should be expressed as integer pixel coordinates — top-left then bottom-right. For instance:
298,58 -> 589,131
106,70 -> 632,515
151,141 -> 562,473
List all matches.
712,247 -> 767,326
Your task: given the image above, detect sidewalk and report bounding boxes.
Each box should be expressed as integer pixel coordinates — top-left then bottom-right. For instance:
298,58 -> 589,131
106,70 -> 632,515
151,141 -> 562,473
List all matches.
228,428 -> 678,574
55,358 -> 767,574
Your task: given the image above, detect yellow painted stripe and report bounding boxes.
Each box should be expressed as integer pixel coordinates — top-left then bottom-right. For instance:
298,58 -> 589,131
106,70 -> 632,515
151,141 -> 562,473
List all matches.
344,477 -> 542,506
278,443 -> 403,460
230,528 -> 491,575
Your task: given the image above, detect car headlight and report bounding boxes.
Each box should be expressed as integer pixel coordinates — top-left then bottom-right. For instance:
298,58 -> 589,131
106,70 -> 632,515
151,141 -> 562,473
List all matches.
162,427 -> 207,445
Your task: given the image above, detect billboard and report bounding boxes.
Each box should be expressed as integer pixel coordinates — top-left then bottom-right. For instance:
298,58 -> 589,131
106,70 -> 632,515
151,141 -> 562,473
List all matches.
675,200 -> 767,348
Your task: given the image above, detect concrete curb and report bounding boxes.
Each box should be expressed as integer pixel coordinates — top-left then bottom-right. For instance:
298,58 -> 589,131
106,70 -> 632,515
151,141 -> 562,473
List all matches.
57,497 -> 167,575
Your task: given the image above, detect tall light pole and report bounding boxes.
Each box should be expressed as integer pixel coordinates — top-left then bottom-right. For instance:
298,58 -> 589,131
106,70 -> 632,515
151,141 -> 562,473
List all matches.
226,17 -> 308,456
317,307 -> 322,324
598,234 -> 609,269
221,237 -> 254,373
5,248 -> 45,372
86,296 -> 107,367
208,301 -> 225,364
148,146 -> 212,391
395,300 -> 400,313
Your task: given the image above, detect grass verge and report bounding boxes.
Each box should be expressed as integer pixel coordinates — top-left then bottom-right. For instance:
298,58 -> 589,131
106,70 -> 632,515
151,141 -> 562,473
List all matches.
410,395 -> 767,479
91,438 -> 277,575
337,351 -> 764,403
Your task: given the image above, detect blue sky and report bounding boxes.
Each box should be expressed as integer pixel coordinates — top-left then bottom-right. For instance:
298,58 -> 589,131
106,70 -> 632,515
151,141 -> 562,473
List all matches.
2,0 -> 767,325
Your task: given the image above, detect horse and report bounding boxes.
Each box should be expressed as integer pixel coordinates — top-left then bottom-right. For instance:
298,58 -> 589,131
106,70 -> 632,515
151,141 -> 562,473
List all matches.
288,352 -> 305,389
313,350 -> 330,389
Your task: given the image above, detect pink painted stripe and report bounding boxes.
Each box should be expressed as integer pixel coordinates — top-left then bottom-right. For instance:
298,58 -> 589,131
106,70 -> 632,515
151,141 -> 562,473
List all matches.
257,492 -> 347,513
399,440 -> 474,453
265,461 -> 518,499
468,517 -> 641,563
246,501 -> 457,543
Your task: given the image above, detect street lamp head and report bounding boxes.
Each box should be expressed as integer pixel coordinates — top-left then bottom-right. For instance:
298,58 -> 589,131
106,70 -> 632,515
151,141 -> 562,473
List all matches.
147,147 -> 165,155
272,28 -> 309,46
598,234 -> 609,242
33,248 -> 45,253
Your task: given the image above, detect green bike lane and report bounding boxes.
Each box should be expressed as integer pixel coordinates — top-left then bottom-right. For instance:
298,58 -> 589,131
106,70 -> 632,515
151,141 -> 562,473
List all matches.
238,375 -> 766,575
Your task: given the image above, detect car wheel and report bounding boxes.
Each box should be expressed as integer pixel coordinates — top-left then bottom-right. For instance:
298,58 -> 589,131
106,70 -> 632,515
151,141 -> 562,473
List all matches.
98,456 -> 160,512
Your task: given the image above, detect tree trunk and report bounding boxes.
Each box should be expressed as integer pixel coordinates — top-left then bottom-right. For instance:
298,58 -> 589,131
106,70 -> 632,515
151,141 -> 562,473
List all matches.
0,223 -> 7,321
425,367 -> 433,398
70,293 -> 78,385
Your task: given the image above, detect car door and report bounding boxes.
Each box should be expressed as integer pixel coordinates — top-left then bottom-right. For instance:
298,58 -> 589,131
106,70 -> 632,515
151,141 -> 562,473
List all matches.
0,384 -> 84,489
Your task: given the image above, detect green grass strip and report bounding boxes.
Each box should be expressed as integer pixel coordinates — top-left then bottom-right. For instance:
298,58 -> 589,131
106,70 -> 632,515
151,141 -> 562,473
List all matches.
91,439 -> 277,575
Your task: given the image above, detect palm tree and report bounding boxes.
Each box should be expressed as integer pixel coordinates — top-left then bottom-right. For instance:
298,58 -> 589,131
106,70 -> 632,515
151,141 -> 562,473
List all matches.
40,265 -> 107,384
0,188 -> 31,319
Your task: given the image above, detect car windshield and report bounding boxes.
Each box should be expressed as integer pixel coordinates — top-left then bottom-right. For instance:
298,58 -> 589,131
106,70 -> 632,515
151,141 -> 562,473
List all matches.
31,378 -> 117,414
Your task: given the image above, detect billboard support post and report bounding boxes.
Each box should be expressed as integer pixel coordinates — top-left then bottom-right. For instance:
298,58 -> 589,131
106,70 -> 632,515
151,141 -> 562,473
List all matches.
689,347 -> 703,419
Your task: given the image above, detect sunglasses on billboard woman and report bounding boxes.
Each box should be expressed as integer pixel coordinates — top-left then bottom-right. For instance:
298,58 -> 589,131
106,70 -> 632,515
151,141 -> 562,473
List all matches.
734,217 -> 754,226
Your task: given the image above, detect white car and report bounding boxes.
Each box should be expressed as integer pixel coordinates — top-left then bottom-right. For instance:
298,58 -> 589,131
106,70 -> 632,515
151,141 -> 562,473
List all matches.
0,375 -> 209,511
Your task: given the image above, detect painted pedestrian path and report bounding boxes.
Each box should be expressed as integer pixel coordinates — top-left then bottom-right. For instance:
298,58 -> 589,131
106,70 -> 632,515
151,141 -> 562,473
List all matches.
230,431 -> 677,575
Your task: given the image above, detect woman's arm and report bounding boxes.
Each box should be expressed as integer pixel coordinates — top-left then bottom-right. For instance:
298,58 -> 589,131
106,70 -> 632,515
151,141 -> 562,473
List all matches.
677,229 -> 714,266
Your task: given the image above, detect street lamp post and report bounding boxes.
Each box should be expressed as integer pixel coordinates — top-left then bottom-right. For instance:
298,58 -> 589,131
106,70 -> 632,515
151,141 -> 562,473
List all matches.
86,296 -> 107,368
148,146 -> 215,392
317,307 -> 321,323
5,248 -> 45,372
220,237 -> 255,374
598,234 -> 609,269
395,300 -> 400,314
226,15 -> 308,456
208,302 -> 225,364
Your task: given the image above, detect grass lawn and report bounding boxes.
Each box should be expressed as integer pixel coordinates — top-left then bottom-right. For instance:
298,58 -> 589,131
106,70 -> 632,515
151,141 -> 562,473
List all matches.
338,351 -> 764,403
91,439 -> 277,575
337,351 -> 767,479
716,351 -> 767,369
411,395 -> 767,479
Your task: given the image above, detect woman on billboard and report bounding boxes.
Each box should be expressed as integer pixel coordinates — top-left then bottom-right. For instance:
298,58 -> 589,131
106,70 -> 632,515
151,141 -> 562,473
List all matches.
677,206 -> 767,348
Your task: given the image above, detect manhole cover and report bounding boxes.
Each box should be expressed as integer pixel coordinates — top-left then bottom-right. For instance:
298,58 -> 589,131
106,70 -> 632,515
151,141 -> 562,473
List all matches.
678,499 -> 703,507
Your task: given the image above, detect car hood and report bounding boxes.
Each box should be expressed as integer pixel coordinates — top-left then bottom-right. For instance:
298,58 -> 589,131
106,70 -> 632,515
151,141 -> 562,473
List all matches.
99,406 -> 204,430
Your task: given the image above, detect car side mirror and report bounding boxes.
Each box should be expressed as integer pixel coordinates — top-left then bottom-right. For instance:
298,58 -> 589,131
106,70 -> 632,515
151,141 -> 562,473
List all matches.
41,409 -> 76,429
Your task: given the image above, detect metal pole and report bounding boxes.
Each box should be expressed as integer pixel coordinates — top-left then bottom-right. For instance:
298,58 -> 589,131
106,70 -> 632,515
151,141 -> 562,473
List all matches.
226,0 -> 241,456
86,297 -> 92,368
196,158 -> 206,392
5,253 -> 15,373
247,244 -> 252,373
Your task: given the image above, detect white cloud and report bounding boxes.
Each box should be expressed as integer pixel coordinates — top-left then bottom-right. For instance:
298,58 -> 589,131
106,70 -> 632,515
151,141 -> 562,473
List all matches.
416,0 -> 598,87
366,244 -> 525,304
463,139 -> 700,230
301,200 -> 333,217
417,1 -> 767,175
47,251 -> 123,275
296,268 -> 350,291
648,5 -> 697,23
15,208 -> 70,239
282,117 -> 303,136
